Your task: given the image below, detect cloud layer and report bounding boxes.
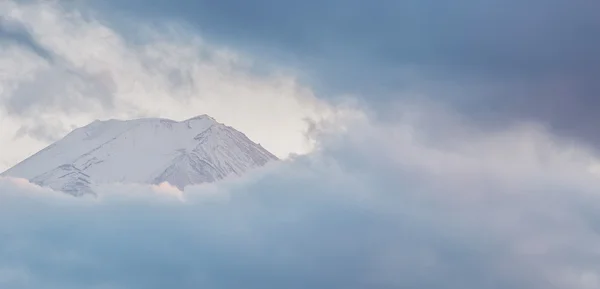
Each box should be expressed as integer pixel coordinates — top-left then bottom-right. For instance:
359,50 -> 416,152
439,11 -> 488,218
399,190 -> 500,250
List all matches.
2,106 -> 600,289
3,0 -> 600,167
91,0 -> 600,150
0,1 -> 356,170
2,2 -> 600,288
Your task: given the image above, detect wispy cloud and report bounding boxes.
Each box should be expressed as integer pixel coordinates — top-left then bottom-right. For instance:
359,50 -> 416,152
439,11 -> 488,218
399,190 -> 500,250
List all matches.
0,1 -> 355,170
0,17 -> 54,62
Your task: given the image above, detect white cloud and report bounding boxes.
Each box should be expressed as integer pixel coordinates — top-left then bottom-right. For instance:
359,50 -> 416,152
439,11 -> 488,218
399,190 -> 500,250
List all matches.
0,0 -> 358,171
2,2 -> 600,288
1,103 -> 600,288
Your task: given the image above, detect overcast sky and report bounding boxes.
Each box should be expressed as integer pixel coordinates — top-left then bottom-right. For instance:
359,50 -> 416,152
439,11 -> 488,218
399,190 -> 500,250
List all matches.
2,0 -> 600,170
1,1 -> 600,288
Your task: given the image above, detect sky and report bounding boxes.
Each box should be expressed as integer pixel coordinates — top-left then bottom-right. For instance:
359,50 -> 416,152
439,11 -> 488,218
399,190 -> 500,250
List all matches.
1,0 -> 600,288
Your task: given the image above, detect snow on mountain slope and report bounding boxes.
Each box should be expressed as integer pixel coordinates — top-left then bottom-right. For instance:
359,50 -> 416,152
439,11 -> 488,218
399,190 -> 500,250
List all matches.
29,165 -> 94,196
1,115 -> 278,195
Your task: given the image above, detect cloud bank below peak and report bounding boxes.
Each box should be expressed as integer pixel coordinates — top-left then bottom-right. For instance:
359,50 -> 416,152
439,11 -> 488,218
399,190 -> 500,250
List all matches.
2,107 -> 600,289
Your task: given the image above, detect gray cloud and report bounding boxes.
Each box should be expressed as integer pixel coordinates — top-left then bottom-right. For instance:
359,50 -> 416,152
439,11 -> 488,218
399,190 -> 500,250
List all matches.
86,0 -> 600,148
13,121 -> 71,143
1,1 -> 354,167
5,0 -> 600,149
1,60 -> 118,144
5,66 -> 117,117
89,0 -> 600,80
3,0 -> 600,159
0,17 -> 54,62
0,8 -> 118,132
1,2 -> 599,287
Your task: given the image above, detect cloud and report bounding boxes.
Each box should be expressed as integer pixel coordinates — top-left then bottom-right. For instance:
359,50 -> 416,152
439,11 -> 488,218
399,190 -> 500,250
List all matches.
0,16 -> 53,62
4,0 -> 600,168
2,3 -> 600,287
2,105 -> 600,289
87,0 -> 600,150
0,0 -> 356,171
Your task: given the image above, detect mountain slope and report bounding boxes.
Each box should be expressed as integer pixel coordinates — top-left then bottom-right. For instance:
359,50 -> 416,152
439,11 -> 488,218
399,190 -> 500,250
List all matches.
1,115 -> 278,195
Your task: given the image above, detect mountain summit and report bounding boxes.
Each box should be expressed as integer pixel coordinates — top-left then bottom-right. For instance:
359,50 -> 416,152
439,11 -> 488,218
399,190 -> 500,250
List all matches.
1,115 -> 278,195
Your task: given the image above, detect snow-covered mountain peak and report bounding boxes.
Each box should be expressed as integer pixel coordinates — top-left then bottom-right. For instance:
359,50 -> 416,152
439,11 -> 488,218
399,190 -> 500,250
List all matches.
1,115 -> 277,195
184,114 -> 215,122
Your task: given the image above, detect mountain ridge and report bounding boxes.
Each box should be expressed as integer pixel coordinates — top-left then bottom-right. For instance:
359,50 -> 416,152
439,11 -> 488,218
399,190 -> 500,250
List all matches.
1,115 -> 278,195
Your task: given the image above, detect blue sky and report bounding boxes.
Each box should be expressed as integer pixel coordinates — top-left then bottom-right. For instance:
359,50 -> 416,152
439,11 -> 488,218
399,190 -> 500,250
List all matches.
1,1 -> 600,288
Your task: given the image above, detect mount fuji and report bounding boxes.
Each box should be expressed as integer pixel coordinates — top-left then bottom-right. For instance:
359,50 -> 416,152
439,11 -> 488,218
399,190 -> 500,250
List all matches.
1,115 -> 278,196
